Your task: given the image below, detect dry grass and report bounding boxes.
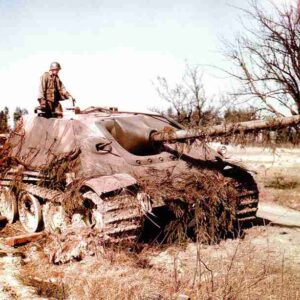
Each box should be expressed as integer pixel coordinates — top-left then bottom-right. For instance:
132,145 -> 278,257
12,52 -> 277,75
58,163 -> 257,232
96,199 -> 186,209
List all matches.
19,276 -> 67,299
264,175 -> 299,190
257,167 -> 300,211
18,225 -> 300,300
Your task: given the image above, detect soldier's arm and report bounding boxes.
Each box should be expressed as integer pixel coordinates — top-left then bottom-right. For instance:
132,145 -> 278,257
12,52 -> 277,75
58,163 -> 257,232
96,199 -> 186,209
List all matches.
37,73 -> 48,100
59,79 -> 73,100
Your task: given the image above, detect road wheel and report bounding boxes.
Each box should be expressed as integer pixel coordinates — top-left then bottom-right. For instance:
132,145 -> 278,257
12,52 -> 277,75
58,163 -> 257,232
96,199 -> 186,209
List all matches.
0,187 -> 18,224
43,202 -> 70,233
18,193 -> 43,232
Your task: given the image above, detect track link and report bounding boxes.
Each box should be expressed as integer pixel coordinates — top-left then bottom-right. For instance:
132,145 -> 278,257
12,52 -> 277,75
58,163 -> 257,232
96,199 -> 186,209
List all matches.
236,184 -> 259,223
84,192 -> 143,242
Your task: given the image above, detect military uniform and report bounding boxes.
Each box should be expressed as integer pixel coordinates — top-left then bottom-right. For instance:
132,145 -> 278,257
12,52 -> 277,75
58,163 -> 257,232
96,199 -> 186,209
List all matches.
38,71 -> 73,116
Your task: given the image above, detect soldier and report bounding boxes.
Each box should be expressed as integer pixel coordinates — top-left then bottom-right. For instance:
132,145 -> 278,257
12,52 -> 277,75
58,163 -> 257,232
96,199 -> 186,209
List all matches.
37,62 -> 75,117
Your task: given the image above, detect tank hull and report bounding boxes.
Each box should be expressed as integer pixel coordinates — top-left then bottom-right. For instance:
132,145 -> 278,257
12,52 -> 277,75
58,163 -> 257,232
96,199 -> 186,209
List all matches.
0,111 -> 260,243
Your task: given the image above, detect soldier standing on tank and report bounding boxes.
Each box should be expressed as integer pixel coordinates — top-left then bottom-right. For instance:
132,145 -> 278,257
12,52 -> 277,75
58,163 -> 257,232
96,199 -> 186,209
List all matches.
37,62 -> 75,117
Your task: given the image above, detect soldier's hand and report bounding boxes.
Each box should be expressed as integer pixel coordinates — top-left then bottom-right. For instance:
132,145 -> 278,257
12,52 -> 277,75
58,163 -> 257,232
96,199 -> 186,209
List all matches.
69,97 -> 76,106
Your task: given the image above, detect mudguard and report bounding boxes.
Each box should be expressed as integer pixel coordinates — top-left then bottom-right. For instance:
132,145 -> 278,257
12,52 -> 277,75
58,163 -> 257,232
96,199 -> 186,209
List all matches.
82,173 -> 137,196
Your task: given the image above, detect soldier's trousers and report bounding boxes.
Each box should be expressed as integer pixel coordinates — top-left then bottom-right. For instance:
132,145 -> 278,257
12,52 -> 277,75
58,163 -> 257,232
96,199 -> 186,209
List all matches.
39,99 -> 63,116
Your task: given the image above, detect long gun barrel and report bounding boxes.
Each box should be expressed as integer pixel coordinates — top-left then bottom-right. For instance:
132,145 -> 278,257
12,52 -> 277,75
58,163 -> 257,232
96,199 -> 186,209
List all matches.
151,115 -> 300,142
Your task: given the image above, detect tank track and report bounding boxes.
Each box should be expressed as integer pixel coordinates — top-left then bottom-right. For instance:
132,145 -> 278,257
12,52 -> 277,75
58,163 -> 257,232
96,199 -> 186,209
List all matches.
236,186 -> 259,224
0,181 -> 64,203
15,178 -> 259,227
226,168 -> 259,225
1,179 -> 143,243
0,166 -> 259,243
83,191 -> 143,243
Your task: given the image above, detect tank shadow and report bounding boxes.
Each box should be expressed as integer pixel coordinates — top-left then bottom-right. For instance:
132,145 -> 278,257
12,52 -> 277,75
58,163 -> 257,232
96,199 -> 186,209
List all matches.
0,217 -> 8,229
138,206 -> 250,246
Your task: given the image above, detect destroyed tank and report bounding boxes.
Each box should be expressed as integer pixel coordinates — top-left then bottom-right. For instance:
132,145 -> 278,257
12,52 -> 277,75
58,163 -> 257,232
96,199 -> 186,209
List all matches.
1,106 -> 299,243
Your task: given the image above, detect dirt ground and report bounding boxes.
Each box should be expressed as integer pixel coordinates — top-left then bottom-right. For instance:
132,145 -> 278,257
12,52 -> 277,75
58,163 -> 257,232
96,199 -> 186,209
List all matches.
228,146 -> 300,211
0,146 -> 300,299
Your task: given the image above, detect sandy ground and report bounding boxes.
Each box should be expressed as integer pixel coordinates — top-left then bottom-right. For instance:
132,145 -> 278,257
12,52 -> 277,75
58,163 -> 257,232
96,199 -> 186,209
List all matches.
0,255 -> 45,300
228,146 -> 300,211
227,145 -> 300,169
0,146 -> 299,299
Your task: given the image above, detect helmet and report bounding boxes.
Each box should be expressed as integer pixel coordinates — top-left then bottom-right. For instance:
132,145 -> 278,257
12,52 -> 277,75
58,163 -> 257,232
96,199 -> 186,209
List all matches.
50,62 -> 62,70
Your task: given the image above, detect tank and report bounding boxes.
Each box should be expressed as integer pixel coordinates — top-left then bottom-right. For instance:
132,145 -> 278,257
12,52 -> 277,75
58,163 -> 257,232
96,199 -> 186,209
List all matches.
1,107 -> 298,243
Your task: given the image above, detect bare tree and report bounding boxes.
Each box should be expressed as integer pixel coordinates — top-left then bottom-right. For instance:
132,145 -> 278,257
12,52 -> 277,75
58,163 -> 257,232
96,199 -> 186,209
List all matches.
224,107 -> 258,123
224,1 -> 300,117
155,75 -> 191,124
0,107 -> 9,133
13,107 -> 28,127
155,64 -> 219,126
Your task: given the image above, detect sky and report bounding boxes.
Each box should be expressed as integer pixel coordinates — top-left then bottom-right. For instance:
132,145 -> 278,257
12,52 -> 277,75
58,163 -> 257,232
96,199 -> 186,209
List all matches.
0,0 -> 295,117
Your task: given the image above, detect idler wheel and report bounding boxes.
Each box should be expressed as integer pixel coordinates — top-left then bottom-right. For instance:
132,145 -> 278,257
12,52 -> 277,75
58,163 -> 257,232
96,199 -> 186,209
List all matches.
81,191 -> 104,230
71,207 -> 102,229
18,193 -> 43,232
87,208 -> 104,229
0,187 -> 18,224
71,212 -> 94,228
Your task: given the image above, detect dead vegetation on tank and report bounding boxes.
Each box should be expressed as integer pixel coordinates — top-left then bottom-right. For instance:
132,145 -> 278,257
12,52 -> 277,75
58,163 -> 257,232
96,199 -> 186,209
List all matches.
39,148 -> 81,190
0,140 -> 18,174
137,167 -> 239,244
38,149 -> 87,216
0,133 -> 86,217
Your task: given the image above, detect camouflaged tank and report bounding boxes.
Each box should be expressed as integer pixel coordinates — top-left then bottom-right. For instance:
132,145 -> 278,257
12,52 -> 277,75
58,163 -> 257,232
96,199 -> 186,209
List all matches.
1,106 -> 299,243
